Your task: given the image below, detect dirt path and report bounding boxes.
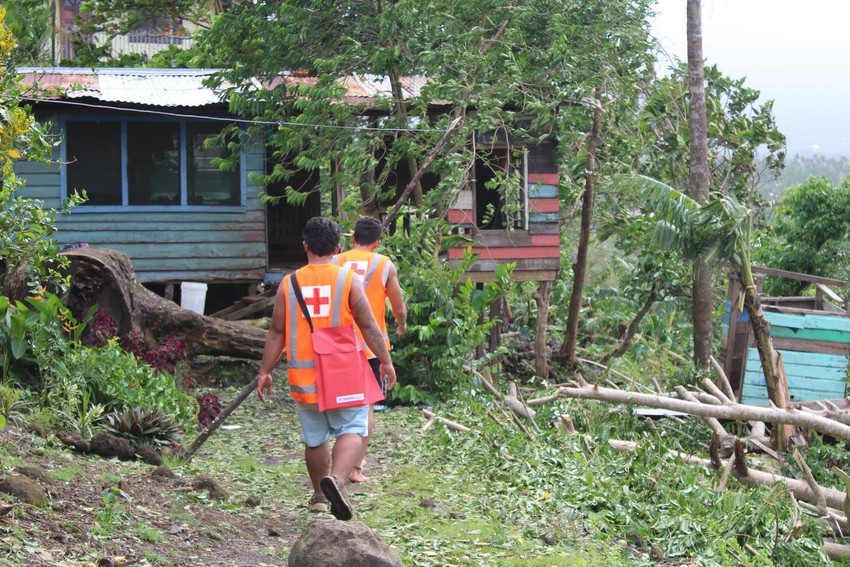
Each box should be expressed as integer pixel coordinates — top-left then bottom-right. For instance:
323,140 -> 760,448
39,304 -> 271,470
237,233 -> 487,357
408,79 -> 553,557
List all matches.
0,379 -> 378,567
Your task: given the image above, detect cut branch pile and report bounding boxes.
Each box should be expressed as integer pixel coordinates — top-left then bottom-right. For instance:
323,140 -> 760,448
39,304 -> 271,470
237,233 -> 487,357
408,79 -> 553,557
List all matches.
421,362 -> 850,559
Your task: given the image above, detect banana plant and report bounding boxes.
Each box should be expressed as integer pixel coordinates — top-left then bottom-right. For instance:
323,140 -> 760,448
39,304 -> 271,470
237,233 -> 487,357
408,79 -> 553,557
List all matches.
616,174 -> 792,448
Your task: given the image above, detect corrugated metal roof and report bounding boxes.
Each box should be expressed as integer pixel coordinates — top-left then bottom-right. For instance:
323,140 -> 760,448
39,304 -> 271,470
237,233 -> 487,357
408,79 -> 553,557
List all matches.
17,67 -> 227,107
17,67 -> 429,108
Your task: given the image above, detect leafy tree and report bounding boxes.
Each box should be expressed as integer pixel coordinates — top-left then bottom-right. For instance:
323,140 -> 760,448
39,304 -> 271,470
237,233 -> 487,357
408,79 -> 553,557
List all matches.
67,0 -> 219,66
754,175 -> 850,296
195,0 -> 657,385
3,0 -> 54,65
639,63 -> 786,211
0,7 -> 82,299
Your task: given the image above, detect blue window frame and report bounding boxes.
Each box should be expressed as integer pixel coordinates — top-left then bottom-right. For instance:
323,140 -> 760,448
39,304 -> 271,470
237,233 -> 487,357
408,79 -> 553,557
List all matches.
61,116 -> 246,211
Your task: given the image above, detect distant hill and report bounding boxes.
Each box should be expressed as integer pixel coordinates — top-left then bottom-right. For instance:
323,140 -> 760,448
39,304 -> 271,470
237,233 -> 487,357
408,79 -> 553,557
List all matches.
759,153 -> 850,202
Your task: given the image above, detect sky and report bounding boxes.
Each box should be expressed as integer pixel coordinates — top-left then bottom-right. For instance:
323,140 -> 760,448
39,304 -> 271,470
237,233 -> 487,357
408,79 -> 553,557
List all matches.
651,0 -> 850,156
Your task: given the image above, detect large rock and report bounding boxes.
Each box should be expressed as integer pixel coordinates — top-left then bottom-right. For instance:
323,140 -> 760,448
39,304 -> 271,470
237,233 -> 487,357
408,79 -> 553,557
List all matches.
0,474 -> 49,508
288,519 -> 402,567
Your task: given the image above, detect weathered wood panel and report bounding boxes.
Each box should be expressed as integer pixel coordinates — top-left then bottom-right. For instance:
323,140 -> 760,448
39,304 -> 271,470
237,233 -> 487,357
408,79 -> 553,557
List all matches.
765,310 -> 850,333
528,183 -> 558,198
771,337 -> 850,357
527,173 -> 559,185
529,198 -> 559,213
741,348 -> 847,404
447,209 -> 474,224
529,212 -> 559,223
447,245 -> 560,260
528,222 -> 559,235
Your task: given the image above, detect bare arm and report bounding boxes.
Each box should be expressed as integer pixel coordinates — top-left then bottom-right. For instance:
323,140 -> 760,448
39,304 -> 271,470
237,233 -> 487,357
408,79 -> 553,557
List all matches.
385,261 -> 407,335
256,282 -> 287,401
350,276 -> 397,389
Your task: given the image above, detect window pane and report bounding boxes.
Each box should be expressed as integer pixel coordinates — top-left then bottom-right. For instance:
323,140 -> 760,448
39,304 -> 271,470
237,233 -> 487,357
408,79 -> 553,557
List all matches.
127,122 -> 180,205
187,123 -> 239,206
66,121 -> 121,206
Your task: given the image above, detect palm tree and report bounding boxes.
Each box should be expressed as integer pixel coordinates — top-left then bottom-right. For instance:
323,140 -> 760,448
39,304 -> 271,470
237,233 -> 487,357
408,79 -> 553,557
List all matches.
624,174 -> 792,449
687,0 -> 713,368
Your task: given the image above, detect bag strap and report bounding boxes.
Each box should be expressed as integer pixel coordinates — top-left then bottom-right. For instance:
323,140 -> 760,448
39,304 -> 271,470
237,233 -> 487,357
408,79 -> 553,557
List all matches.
290,273 -> 314,333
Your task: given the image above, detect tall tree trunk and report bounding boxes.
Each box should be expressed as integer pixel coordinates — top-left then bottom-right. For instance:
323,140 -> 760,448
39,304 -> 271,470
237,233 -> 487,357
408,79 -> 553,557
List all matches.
687,0 -> 713,368
533,281 -> 551,379
559,86 -> 603,367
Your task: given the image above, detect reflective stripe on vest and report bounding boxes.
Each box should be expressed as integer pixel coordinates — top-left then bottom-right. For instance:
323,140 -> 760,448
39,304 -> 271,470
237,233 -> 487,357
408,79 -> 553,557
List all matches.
335,250 -> 391,358
284,265 -> 355,403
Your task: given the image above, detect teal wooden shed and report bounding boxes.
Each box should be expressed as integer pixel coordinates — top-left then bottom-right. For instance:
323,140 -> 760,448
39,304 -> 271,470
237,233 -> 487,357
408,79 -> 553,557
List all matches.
719,267 -> 850,405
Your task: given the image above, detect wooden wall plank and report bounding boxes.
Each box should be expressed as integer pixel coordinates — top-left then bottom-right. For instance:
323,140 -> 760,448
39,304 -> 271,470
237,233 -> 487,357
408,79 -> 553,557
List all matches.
528,183 -> 558,198
529,198 -> 559,213
528,222 -> 559,235
531,234 -> 560,246
529,212 -> 559,223
447,245 -> 560,260
527,173 -> 559,184
771,337 -> 850,356
447,209 -> 474,224
765,310 -> 850,333
770,326 -> 850,344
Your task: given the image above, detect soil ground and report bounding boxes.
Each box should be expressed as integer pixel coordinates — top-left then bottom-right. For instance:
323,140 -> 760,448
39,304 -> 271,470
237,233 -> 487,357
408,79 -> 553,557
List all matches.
0,359 -> 393,567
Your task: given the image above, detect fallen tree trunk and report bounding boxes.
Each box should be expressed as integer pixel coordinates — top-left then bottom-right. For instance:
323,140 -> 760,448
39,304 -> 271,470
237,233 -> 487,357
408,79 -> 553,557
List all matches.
543,381 -> 850,444
608,439 -> 848,511
62,247 -> 267,359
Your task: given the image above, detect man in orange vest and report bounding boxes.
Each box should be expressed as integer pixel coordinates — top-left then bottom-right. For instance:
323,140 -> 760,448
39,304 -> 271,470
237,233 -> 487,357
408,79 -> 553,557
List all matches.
334,216 -> 407,482
256,216 -> 396,521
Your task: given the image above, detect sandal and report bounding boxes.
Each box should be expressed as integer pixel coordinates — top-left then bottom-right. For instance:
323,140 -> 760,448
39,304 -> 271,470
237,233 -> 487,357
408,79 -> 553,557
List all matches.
320,475 -> 353,521
308,493 -> 328,513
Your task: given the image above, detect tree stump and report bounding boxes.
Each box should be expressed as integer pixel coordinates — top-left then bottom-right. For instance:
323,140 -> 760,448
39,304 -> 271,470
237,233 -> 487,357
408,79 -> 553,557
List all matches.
62,247 -> 268,359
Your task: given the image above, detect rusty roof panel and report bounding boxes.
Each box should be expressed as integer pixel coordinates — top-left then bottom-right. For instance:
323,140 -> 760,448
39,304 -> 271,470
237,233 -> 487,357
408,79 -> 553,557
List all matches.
16,67 -> 429,108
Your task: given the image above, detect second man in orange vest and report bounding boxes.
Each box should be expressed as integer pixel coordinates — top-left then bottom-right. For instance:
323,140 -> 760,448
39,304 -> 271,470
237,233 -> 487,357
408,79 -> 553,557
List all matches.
334,217 -> 407,482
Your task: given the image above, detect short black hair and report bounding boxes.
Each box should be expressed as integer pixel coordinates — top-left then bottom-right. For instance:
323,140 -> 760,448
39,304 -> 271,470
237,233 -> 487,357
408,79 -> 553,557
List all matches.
303,217 -> 341,256
352,217 -> 383,246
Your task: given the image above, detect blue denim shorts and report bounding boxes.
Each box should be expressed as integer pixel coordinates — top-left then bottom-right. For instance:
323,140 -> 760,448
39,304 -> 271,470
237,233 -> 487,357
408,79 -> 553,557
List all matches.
296,402 -> 369,448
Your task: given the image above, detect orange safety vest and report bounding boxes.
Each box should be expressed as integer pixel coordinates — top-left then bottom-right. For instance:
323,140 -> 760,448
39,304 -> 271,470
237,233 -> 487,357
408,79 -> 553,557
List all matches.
282,263 -> 356,404
333,249 -> 391,359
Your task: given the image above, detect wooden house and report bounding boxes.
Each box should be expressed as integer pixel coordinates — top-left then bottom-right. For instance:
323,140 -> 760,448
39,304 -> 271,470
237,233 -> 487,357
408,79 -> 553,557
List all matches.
446,134 -> 561,283
14,67 -> 562,311
719,267 -> 850,404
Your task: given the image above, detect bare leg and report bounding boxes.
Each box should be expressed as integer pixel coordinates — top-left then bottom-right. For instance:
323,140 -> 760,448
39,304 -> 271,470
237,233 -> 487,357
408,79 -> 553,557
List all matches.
330,432 -> 365,488
304,442 -> 330,499
349,405 -> 373,483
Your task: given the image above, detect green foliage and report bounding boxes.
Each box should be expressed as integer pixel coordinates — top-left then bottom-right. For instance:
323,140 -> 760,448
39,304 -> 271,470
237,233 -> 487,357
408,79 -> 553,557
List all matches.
0,383 -> 28,428
103,406 -> 183,447
639,63 -> 786,211
379,215 -> 510,396
754,175 -> 850,295
2,0 -> 53,65
34,338 -> 196,436
2,10 -> 85,298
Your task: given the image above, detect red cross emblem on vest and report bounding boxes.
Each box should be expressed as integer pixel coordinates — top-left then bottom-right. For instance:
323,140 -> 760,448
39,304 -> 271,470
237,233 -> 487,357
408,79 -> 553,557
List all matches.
301,285 -> 331,317
345,260 -> 367,281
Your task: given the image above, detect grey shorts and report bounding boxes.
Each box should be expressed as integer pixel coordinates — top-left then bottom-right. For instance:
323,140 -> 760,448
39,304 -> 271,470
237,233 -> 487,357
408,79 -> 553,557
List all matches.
295,402 -> 369,448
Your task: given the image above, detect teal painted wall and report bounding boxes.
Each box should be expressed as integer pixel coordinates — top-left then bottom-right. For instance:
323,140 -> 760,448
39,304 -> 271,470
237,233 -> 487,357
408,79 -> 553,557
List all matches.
741,310 -> 850,404
13,146 -> 267,284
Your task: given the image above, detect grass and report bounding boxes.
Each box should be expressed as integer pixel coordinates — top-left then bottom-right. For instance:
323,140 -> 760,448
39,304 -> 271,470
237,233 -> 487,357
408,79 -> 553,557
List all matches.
135,523 -> 163,544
